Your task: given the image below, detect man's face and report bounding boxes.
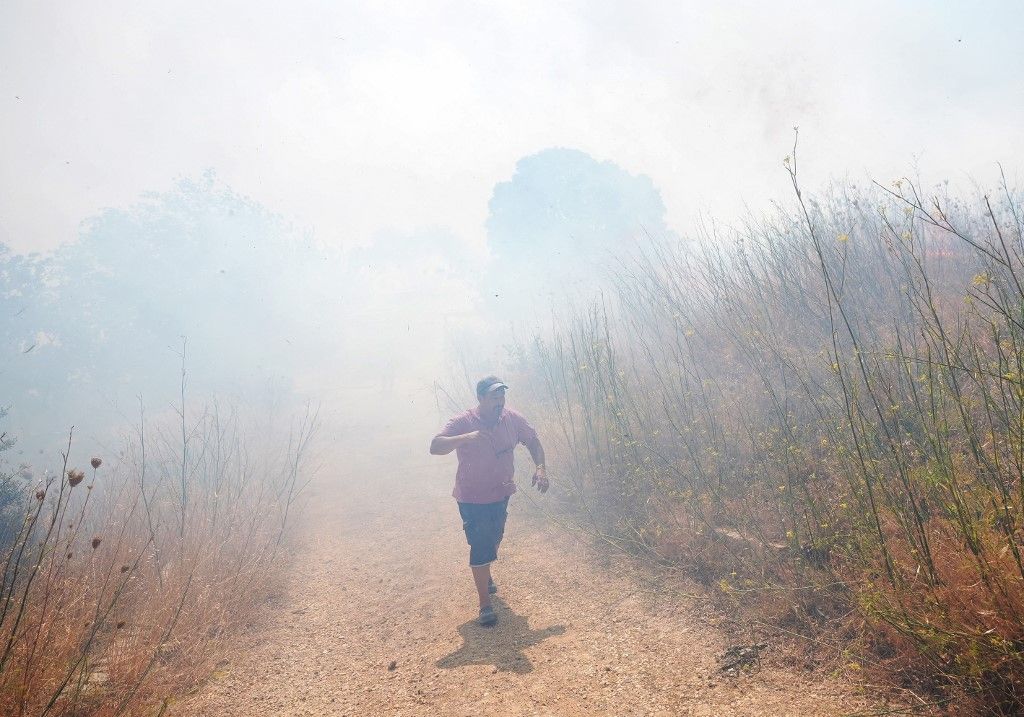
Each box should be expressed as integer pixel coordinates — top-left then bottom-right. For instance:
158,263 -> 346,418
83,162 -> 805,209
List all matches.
478,388 -> 506,421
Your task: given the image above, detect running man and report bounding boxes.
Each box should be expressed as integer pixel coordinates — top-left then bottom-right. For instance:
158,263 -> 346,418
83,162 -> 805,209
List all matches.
429,376 -> 548,626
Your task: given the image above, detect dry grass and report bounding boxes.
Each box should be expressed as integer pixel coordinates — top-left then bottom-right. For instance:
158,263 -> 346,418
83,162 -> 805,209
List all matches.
0,401 -> 316,715
512,154 -> 1024,713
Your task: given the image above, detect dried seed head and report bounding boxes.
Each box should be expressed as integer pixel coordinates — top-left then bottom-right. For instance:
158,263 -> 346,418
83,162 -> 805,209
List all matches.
67,469 -> 85,487
116,620 -> 126,629
35,488 -> 46,501
66,552 -> 73,560
90,457 -> 102,469
91,536 -> 102,549
120,565 -> 129,573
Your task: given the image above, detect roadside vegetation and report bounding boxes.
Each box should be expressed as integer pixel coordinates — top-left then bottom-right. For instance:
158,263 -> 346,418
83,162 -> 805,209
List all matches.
0,398 -> 316,715
514,152 -> 1024,713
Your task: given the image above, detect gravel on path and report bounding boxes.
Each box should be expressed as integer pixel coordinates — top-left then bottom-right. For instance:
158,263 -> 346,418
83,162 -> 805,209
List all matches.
172,420 -> 905,717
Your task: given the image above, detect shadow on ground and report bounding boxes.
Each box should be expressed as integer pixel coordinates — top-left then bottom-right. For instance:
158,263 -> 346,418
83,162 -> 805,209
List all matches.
436,597 -> 567,674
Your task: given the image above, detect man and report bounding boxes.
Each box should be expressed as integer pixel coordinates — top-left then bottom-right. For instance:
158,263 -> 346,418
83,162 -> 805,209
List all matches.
430,375 -> 548,626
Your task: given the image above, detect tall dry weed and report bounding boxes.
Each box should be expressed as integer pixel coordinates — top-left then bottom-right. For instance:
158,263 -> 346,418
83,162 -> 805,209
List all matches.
514,155 -> 1024,712
0,400 -> 316,715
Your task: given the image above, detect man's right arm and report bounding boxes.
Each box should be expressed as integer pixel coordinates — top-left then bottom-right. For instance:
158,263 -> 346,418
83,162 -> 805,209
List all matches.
430,431 -> 480,455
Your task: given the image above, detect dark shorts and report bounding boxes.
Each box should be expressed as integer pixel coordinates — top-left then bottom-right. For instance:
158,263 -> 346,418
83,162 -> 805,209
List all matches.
458,497 -> 509,567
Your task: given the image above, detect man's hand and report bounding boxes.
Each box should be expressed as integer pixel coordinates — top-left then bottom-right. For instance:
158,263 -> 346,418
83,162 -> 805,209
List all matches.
460,430 -> 486,445
531,465 -> 549,493
430,430 -> 487,455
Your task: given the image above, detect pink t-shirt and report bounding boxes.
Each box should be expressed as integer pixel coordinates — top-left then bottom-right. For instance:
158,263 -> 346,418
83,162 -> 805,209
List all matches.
440,407 -> 539,504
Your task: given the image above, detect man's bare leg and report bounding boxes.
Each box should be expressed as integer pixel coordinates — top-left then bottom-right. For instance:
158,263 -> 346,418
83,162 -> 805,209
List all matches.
471,564 -> 491,608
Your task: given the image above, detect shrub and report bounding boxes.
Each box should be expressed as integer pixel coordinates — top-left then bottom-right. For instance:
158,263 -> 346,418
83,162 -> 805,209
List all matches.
514,163 -> 1024,712
0,401 -> 316,715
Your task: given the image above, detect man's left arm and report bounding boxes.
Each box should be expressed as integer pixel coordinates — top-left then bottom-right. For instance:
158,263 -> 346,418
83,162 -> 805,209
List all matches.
525,436 -> 548,493
513,410 -> 548,493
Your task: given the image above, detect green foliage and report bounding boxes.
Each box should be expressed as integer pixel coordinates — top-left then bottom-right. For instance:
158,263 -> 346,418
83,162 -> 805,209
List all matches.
0,407 -> 26,552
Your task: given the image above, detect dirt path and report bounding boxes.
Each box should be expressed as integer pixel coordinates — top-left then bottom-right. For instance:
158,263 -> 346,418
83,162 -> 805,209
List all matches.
174,408 -> 900,717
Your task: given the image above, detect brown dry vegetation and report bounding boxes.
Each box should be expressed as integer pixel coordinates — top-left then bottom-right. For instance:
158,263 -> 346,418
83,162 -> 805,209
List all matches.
511,153 -> 1024,713
0,401 -> 316,715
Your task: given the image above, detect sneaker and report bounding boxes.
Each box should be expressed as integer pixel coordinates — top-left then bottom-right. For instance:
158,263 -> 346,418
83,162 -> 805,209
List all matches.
488,578 -> 498,595
478,605 -> 497,626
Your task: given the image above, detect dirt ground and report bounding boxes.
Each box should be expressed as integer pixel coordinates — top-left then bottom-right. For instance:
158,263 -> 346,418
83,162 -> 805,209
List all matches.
172,399 -> 911,717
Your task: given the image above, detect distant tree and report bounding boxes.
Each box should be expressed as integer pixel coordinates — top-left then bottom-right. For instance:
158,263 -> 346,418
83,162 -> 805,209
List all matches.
484,148 -> 675,317
0,174 -> 339,454
0,406 -> 25,552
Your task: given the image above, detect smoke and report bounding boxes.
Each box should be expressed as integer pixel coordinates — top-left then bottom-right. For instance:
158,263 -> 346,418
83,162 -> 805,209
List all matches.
0,147 -> 669,469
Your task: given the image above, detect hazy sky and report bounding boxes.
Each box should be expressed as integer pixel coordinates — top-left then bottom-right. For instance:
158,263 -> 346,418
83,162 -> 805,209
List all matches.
2,0 -> 1022,256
